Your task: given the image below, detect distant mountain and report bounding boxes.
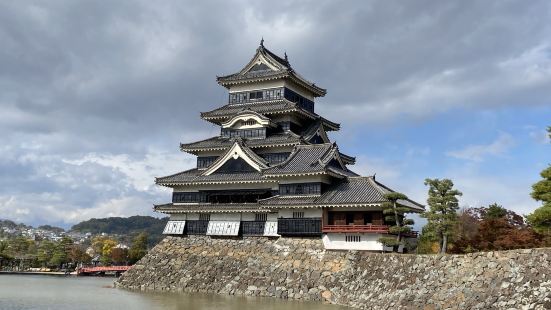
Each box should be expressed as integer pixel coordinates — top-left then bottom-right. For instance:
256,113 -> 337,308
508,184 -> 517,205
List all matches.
0,219 -> 32,230
37,225 -> 65,234
70,215 -> 169,246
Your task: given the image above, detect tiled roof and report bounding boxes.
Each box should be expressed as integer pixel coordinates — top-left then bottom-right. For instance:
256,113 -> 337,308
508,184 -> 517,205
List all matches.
258,196 -> 318,206
154,203 -> 269,213
259,176 -> 424,211
200,100 -> 313,120
155,169 -> 270,185
263,143 -> 355,177
180,132 -> 302,153
200,101 -> 341,132
216,44 -> 326,97
317,177 -> 387,204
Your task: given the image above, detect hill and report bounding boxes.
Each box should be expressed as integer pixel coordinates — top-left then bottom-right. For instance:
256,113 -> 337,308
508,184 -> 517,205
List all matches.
70,215 -> 169,247
0,219 -> 32,230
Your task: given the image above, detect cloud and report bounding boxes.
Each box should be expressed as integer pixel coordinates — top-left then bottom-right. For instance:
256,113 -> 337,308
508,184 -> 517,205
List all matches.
446,133 -> 515,162
0,1 -> 549,226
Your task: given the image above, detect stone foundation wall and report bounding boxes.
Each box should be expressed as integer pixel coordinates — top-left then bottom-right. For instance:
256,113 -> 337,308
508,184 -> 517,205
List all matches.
116,236 -> 551,309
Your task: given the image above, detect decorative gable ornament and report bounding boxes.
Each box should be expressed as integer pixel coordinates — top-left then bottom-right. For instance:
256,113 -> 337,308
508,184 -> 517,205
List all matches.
203,140 -> 268,175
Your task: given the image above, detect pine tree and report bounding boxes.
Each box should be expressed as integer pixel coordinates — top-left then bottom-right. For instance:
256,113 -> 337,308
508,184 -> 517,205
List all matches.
527,127 -> 551,239
422,178 -> 462,254
378,192 -> 415,251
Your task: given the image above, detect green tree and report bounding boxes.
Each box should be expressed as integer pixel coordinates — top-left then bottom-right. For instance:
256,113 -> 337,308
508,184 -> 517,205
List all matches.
37,240 -> 55,267
526,126 -> 551,240
378,192 -> 415,251
129,233 -> 148,264
0,240 -> 8,254
422,178 -> 463,254
7,236 -> 31,256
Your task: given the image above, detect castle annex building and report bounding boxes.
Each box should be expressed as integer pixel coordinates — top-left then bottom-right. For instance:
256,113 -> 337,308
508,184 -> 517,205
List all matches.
155,42 -> 423,251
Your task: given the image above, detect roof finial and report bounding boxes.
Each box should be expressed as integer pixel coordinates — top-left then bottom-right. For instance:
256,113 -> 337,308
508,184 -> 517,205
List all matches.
284,51 -> 288,62
260,37 -> 264,47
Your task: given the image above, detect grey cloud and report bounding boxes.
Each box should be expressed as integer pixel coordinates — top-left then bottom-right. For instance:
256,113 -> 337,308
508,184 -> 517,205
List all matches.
0,0 -> 549,226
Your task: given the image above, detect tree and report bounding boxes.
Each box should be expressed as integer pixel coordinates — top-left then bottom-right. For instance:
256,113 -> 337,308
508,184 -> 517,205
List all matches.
452,208 -> 480,253
100,239 -> 117,265
422,178 -> 462,254
129,233 -> 148,264
48,237 -> 73,269
37,240 -> 55,267
110,247 -> 129,265
7,236 -> 31,256
526,126 -> 551,241
527,166 -> 551,236
378,192 -> 415,251
68,245 -> 92,265
452,204 -> 542,253
91,236 -> 118,265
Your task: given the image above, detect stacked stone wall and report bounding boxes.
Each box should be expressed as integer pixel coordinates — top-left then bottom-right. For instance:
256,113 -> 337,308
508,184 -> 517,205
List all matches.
116,236 -> 551,309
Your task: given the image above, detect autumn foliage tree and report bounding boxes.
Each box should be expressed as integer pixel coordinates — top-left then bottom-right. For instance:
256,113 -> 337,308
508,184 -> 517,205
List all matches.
452,204 -> 542,253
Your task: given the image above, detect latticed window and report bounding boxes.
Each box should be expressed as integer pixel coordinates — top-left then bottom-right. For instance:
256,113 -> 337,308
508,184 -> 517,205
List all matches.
228,88 -> 284,104
255,213 -> 268,221
242,120 -> 256,126
221,128 -> 266,139
345,235 -> 361,242
292,212 -> 304,219
199,213 -> 210,221
261,153 -> 290,164
172,192 -> 207,203
279,183 -> 321,195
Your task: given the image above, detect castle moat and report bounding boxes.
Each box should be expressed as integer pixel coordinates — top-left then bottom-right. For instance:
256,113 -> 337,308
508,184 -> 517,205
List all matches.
0,274 -> 345,310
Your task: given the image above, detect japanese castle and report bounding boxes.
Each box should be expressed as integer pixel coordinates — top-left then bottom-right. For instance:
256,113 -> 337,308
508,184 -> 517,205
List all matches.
155,41 -> 423,251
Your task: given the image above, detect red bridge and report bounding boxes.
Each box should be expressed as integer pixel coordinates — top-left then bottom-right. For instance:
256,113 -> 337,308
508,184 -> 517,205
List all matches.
78,266 -> 131,275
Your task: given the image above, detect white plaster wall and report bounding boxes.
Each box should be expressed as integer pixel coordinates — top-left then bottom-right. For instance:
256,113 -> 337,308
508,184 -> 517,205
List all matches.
278,208 -> 322,218
227,80 -> 315,101
241,213 -> 256,221
170,214 -> 187,221
267,213 -> 278,221
173,183 -> 278,191
322,233 -> 386,251
187,213 -> 200,220
322,233 -> 402,252
278,175 -> 332,184
210,213 -> 242,221
229,81 -> 284,93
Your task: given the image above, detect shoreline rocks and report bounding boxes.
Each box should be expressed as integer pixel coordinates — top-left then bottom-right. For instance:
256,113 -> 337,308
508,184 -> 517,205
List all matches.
116,236 -> 551,309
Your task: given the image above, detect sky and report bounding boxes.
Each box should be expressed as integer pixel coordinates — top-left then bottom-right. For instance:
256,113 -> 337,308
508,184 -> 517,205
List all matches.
0,1 -> 550,228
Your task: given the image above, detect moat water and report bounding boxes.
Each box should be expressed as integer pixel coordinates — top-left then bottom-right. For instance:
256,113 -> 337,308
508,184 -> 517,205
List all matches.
0,274 -> 346,310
